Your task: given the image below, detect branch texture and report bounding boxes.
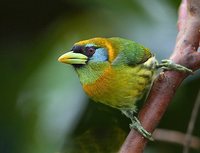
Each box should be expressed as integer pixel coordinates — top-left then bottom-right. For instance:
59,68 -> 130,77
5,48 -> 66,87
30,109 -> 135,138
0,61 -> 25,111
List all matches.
120,0 -> 200,152
153,129 -> 200,150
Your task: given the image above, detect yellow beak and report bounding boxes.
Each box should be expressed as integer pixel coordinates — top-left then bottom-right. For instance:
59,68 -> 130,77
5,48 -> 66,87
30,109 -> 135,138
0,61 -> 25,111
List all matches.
58,51 -> 88,65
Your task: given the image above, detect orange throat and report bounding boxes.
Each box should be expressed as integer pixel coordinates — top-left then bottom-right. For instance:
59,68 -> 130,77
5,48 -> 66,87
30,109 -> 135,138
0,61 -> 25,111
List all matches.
83,66 -> 113,101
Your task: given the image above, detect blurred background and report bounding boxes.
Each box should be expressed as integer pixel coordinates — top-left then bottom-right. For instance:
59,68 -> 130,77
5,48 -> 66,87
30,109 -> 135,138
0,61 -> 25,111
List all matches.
0,0 -> 200,153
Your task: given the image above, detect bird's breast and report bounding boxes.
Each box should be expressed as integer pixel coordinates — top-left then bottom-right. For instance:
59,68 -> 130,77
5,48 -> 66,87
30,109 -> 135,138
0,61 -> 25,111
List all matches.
82,64 -> 155,109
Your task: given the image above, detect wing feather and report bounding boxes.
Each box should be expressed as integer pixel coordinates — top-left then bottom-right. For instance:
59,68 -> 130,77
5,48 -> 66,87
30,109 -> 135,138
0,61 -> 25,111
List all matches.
109,37 -> 152,66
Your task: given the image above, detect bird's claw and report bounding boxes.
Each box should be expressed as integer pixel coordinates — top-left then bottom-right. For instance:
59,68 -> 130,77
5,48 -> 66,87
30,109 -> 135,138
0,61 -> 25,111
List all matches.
157,59 -> 193,74
130,117 -> 154,141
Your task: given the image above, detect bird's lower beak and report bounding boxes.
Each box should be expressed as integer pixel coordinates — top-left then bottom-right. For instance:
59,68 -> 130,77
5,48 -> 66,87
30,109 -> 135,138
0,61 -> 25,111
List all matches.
58,51 -> 88,65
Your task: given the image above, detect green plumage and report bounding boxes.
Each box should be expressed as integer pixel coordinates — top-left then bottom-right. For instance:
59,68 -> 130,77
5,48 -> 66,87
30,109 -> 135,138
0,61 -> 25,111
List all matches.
108,37 -> 152,66
73,37 -> 157,111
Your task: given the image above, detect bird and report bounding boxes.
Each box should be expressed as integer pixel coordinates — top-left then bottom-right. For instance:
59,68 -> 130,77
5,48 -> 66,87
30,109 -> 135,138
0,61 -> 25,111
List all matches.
58,37 -> 192,140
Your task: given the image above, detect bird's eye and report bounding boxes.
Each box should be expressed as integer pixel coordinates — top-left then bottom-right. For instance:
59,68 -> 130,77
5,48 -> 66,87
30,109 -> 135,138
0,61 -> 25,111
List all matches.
85,47 -> 96,57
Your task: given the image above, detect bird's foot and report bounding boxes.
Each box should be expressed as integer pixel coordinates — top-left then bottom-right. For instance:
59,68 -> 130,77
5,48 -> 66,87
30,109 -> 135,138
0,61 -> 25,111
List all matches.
121,110 -> 153,141
156,59 -> 193,74
129,116 -> 154,141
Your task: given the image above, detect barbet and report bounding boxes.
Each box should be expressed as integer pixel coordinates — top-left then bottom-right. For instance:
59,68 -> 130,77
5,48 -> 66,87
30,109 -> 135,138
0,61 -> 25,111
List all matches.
58,37 -> 192,140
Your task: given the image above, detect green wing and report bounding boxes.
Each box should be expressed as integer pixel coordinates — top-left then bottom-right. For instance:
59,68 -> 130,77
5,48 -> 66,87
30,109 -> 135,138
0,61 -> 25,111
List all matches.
109,37 -> 152,66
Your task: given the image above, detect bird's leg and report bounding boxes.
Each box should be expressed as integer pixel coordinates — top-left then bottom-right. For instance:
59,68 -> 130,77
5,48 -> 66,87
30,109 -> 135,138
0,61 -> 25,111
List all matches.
156,59 -> 193,74
121,110 -> 153,141
130,116 -> 154,141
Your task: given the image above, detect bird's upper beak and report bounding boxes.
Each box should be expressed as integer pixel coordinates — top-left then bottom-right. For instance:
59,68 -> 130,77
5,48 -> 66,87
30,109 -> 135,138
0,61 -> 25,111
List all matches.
58,51 -> 88,65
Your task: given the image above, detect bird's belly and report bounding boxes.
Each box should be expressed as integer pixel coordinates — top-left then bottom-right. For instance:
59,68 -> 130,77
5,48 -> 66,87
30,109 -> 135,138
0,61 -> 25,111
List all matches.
83,65 -> 155,109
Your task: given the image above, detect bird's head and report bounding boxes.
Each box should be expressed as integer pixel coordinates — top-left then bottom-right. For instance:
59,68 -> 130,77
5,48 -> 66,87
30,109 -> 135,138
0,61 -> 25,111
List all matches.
58,37 -> 152,86
58,37 -> 119,68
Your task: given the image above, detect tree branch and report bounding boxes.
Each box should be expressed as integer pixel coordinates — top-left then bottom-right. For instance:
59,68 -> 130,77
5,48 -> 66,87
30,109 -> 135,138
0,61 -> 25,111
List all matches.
183,90 -> 200,153
119,0 -> 200,152
153,129 -> 200,150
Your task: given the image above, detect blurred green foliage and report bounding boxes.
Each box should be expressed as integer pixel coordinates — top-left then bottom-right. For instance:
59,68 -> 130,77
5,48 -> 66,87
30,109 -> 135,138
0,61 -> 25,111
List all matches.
0,0 -> 200,153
